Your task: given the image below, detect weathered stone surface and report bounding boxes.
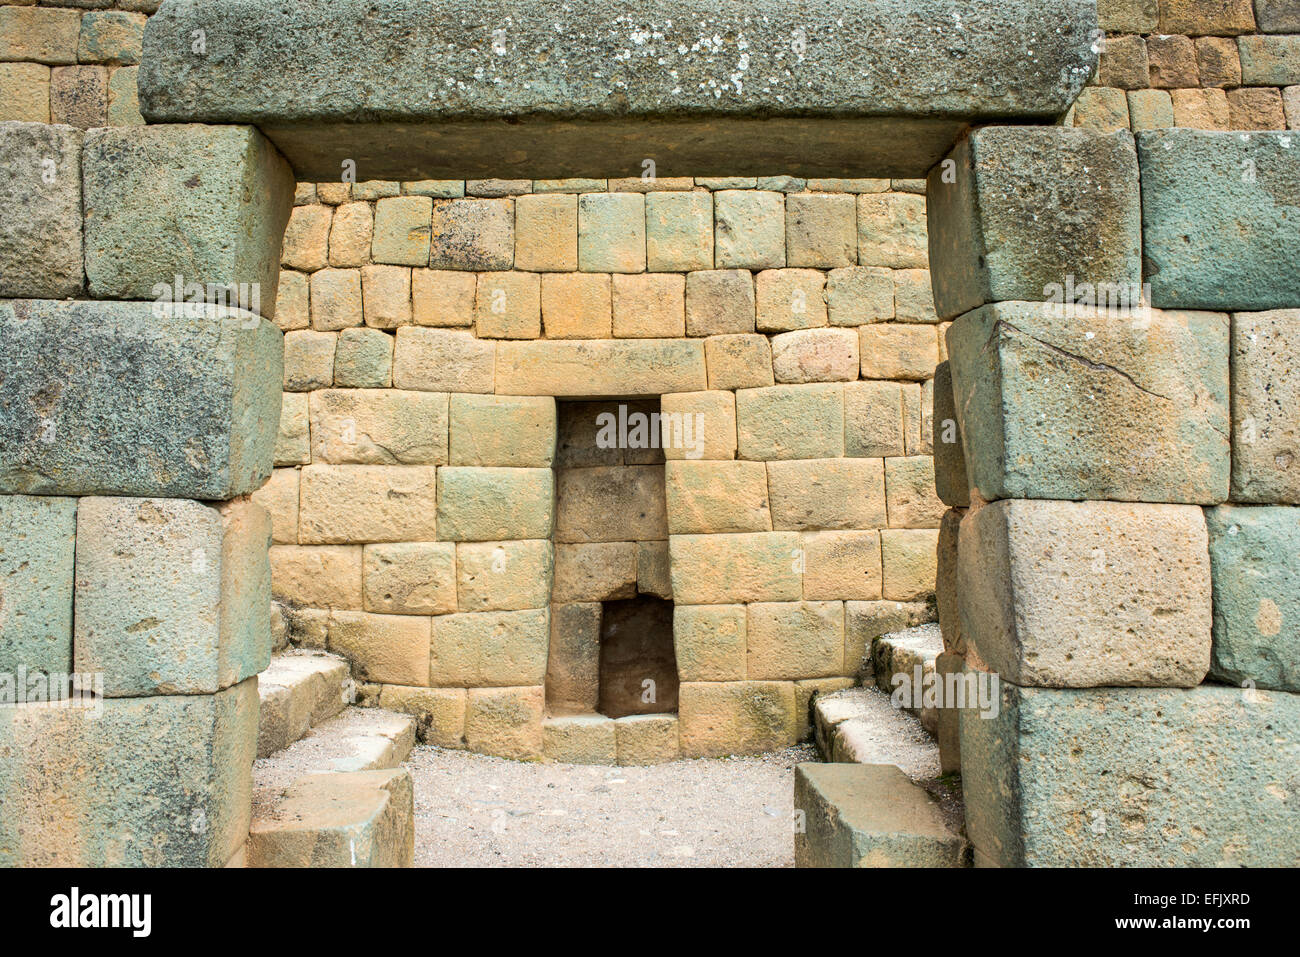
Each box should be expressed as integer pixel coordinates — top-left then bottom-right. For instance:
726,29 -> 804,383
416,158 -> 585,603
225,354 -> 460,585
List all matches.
746,601 -> 845,680
0,301 -> 282,499
704,334 -> 773,391
1231,310 -> 1299,504
83,124 -> 294,317
438,467 -> 554,542
0,64 -> 51,124
884,456 -> 945,528
771,328 -> 859,383
612,273 -> 686,338
465,686 -> 544,760
139,0 -> 1098,180
845,600 -> 935,676
543,715 -> 618,764
946,302 -> 1229,504
1205,506 -> 1300,692
75,497 -> 272,697
300,465 -> 438,544
927,126 -> 1142,321
880,528 -> 939,601
0,495 -> 76,677
393,327 -> 495,393
256,651 -> 350,758
457,540 -> 553,611
931,361 -> 969,507
248,767 -> 414,867
615,714 -> 679,764
678,680 -> 797,757
272,545 -> 363,610
801,530 -> 882,602
686,270 -> 755,336
1137,130 -> 1300,311
0,122 -> 82,298
673,604 -> 746,682
669,532 -> 802,604
0,679 -> 257,867
430,608 -> 549,687
310,389 -> 448,465
959,499 -> 1212,688
578,193 -> 645,273
333,327 -> 393,388
555,465 -> 665,543
374,684 -> 466,747
327,610 -> 431,686
736,383 -> 844,460
552,541 -> 636,603
858,324 -> 938,380
665,460 -> 771,535
495,339 -> 706,397
767,459 -> 887,530
646,191 -> 713,272
935,508 -> 965,655
794,763 -> 965,868
547,602 -> 601,714
960,681 -> 1300,866
363,542 -> 456,615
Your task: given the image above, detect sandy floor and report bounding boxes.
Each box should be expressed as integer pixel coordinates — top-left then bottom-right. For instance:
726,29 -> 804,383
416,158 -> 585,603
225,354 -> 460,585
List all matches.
407,743 -> 819,867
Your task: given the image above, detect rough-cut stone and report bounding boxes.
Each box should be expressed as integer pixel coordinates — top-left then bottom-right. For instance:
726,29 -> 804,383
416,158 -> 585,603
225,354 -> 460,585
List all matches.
961,681 -> 1300,866
429,197 -> 513,270
669,532 -> 802,604
0,122 -> 82,298
686,270 -> 755,336
0,6 -> 81,65
431,608 -> 549,687
333,327 -> 394,388
437,467 -> 554,542
959,499 -> 1212,688
83,125 -> 294,317
1205,506 -> 1300,692
553,541 -> 636,603
747,601 -> 845,680
0,679 -> 257,867
299,465 -> 439,544
0,496 -> 76,677
1137,130 -> 1300,311
272,545 -> 363,610
736,383 -> 844,460
795,763 -> 965,867
704,334 -> 773,391
767,459 -> 886,530
615,714 -> 679,764
495,339 -> 706,396
0,64 -> 52,124
456,540 -> 552,612
927,126 -> 1142,321
464,686 -> 544,760
309,389 -> 447,465
543,715 -> 618,764
75,497 -> 272,697
363,542 -> 456,616
771,328 -> 859,383
858,193 -> 928,268
946,302 -> 1229,504
678,680 -> 798,757
556,465 -> 665,543
1231,310 -> 1299,504
516,193 -> 577,272
0,301 -> 282,499
665,460 -> 771,535
140,0 -> 1098,180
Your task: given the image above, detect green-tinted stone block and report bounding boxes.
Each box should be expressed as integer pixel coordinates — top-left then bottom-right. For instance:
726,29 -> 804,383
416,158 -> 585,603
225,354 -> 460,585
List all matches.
1206,505 -> 1300,692
0,300 -> 283,499
1137,130 -> 1300,311
946,301 -> 1229,504
333,327 -> 393,388
436,467 -> 554,542
960,681 -> 1300,866
0,495 -> 76,677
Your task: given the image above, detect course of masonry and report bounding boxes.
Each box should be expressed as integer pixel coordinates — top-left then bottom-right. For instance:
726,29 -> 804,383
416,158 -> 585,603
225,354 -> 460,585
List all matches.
0,0 -> 1297,868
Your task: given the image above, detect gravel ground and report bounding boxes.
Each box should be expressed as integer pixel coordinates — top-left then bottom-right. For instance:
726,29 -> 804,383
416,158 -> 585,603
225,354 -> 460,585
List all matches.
407,743 -> 819,867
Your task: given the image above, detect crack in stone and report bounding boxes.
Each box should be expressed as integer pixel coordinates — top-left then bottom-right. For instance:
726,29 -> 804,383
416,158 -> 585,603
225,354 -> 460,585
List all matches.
995,320 -> 1173,403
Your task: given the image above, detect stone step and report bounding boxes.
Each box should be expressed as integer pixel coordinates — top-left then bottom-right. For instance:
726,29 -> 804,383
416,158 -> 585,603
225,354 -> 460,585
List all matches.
246,707 -> 417,868
794,763 -> 968,868
812,686 -> 940,782
247,767 -> 415,868
871,623 -> 943,733
257,650 -> 352,758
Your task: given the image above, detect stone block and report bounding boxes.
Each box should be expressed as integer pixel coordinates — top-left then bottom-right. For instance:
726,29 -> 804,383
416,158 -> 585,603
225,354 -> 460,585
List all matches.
859,324 -> 938,380
430,608 -> 549,687
786,192 -> 857,268
669,532 -> 802,604
767,458 -> 887,531
540,272 -> 612,339
612,273 -> 686,338
959,499 -> 1212,687
578,192 -> 645,273
377,684 -> 466,747
0,679 -> 257,867
1256,0 -> 1300,31
274,270 -> 309,331
361,264 -> 412,329
271,544 -> 364,610
1138,130 -> 1300,311
0,121 -> 82,298
495,338 -> 706,396
74,497 -> 271,697
429,197 -> 512,270
1205,506 -> 1300,692
645,191 -> 713,272
844,599 -> 936,676
715,190 -> 785,269
77,11 -> 146,65
456,540 -> 552,612
0,64 -> 51,123
637,540 -> 672,600
0,301 -> 282,498
615,714 -> 679,765
1096,34 -> 1149,89
281,204 -> 331,271
334,327 -> 394,388
885,456 -> 945,529
547,602 -> 601,714
756,268 -> 828,332
327,610 -> 431,686
947,302 -> 1229,503
826,265 -> 893,326
794,763 -> 965,868
772,326 -> 862,387
393,327 -> 495,393
543,715 -> 618,764
274,392 -> 311,465
363,542 -> 456,616
1227,87 -> 1288,130
736,383 -> 844,460
474,270 -> 540,339
1231,310 -> 1299,503
450,394 -> 556,468
960,682 -> 1300,866
660,390 -> 736,460
746,601 -> 845,680
49,65 -> 107,129
328,200 -> 373,267
310,389 -> 447,465
285,328 -> 336,391
665,460 -> 771,535
673,604 -> 746,682
678,680 -> 797,757
843,381 -> 905,458
893,269 -> 937,324
0,496 -> 76,677
927,126 -> 1141,321
299,465 -> 438,544
251,468 -> 299,544
802,530 -> 882,602
465,686 -> 544,760
83,124 -> 294,317
705,334 -> 773,391
685,269 -> 755,336
412,269 -> 475,327
514,193 -> 577,272
1238,34 -> 1300,85
1169,87 -> 1231,129
936,508 -> 965,655
1127,89 -> 1175,130
857,193 -> 927,268
931,362 -> 969,507
438,467 -> 554,542
0,6 -> 81,64
309,267 -> 362,331
555,464 -> 665,543
880,528 -> 938,601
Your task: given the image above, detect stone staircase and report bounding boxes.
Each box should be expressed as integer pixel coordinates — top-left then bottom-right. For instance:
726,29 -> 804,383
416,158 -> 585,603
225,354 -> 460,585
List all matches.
796,624 -> 969,868
243,650 -> 418,867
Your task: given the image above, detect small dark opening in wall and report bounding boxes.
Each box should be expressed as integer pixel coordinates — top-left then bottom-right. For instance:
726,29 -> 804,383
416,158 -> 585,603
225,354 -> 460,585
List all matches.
598,595 -> 678,718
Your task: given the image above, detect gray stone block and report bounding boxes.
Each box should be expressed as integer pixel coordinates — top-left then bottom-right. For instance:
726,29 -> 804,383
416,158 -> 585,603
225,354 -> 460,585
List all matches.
931,361 -> 969,507
74,497 -> 272,698
83,124 -> 294,318
960,681 -> 1300,866
0,495 -> 76,677
1137,130 -> 1300,311
0,300 -> 283,499
928,126 -> 1142,321
1206,505 -> 1300,692
1231,310 -> 1299,504
0,678 -> 258,867
138,0 -> 1097,180
946,302 -> 1230,504
0,122 -> 82,299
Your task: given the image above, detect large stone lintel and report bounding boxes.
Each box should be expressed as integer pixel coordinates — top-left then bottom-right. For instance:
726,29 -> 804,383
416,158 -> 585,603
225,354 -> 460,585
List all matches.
138,0 -> 1099,180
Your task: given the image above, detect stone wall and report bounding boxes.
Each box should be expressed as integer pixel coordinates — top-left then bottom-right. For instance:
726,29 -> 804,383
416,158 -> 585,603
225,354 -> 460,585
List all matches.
262,175 -> 948,762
